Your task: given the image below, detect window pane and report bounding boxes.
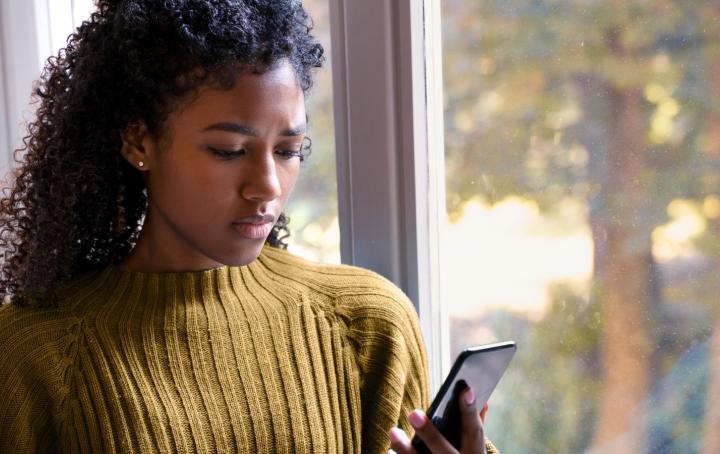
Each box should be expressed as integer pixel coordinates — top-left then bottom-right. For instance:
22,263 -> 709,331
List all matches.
284,0 -> 340,264
440,2 -> 720,452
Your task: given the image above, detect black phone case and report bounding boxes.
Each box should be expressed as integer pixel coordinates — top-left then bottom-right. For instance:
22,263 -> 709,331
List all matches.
408,341 -> 516,453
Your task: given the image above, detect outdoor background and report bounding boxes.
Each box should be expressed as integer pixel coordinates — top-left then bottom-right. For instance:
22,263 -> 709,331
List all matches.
291,1 -> 720,453
440,2 -> 720,453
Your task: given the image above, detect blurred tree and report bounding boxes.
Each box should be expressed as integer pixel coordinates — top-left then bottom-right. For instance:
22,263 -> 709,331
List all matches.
701,314 -> 720,454
698,44 -> 720,454
476,285 -> 601,454
441,0 -> 720,451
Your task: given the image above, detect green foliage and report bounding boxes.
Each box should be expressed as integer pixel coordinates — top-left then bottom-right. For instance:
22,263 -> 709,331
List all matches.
441,0 -> 720,219
646,340 -> 709,452
465,285 -> 601,453
455,279 -> 713,453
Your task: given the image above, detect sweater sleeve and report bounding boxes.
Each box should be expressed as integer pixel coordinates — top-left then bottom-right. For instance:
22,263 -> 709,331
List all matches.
341,274 -> 430,454
0,304 -> 65,453
0,370 -> 57,453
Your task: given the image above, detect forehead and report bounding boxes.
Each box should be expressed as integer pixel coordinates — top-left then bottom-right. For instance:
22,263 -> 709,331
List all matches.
171,61 -> 306,130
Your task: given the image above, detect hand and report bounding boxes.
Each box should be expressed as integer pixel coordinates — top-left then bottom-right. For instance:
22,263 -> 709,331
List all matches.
388,387 -> 489,454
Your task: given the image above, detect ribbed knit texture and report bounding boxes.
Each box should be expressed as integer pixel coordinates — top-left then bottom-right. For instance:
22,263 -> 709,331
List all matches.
0,245 -> 499,453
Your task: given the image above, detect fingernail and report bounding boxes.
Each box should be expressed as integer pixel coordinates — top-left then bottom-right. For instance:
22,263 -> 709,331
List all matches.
389,427 -> 405,444
464,387 -> 476,406
408,410 -> 427,429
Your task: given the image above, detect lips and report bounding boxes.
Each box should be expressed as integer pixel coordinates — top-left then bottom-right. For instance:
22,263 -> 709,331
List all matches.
232,221 -> 274,239
231,213 -> 276,240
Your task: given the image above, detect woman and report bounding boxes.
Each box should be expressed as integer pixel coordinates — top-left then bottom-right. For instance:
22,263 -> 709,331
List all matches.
0,1 -> 496,452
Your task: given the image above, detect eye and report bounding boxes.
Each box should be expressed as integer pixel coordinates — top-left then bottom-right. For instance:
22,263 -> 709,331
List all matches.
274,148 -> 304,160
208,147 -> 246,160
278,137 -> 312,162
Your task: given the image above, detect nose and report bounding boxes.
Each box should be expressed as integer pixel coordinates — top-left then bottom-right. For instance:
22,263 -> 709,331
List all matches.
240,151 -> 283,202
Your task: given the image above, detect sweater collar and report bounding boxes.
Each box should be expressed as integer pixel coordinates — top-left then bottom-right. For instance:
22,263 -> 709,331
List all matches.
61,245 -> 283,318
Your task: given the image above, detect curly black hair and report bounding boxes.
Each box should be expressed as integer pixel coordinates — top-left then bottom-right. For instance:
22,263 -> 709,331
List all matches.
0,0 -> 324,306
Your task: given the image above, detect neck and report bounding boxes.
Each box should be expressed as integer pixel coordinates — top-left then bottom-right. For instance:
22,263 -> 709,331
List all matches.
120,213 -> 223,273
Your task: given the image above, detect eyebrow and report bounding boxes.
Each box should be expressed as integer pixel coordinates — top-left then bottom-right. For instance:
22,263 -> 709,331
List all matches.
202,122 -> 306,137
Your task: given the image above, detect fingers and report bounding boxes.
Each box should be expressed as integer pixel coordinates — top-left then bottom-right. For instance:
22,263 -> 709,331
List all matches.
388,427 -> 416,454
390,388 -> 489,454
406,410 -> 457,453
460,387 -> 486,454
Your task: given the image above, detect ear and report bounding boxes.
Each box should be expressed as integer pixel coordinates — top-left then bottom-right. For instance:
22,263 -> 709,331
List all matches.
120,122 -> 155,171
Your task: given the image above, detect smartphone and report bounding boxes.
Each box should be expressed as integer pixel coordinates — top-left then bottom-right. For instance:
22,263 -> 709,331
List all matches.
410,341 -> 516,454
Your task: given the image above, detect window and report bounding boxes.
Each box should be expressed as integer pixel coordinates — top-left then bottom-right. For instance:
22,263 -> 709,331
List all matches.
439,1 -> 720,452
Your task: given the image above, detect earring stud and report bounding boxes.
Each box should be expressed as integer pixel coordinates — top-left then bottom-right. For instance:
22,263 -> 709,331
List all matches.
138,161 -> 144,168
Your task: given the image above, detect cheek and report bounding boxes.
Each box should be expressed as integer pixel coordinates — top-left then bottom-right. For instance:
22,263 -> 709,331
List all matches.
279,163 -> 301,197
154,157 -> 232,214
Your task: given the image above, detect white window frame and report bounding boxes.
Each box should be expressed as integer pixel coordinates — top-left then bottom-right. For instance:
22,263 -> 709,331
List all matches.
0,25 -> 9,180
329,0 -> 448,391
0,0 -> 85,181
0,0 -> 42,180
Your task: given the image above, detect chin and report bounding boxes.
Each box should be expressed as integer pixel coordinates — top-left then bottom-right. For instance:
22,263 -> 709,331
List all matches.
218,243 -> 265,267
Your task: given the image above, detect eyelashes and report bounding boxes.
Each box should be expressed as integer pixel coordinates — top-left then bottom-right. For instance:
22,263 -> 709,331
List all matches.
207,147 -> 304,161
207,147 -> 245,159
207,136 -> 313,162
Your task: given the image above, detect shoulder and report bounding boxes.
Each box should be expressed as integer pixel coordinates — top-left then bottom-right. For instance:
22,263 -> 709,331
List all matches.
257,247 -> 423,366
258,247 -> 430,417
0,301 -> 80,384
0,300 -> 77,344
258,245 -> 418,325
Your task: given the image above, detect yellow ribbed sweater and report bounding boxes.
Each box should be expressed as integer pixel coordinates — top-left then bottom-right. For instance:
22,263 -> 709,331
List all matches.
0,245 -> 499,453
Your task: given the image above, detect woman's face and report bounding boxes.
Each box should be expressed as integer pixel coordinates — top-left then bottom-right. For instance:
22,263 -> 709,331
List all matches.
122,60 -> 306,271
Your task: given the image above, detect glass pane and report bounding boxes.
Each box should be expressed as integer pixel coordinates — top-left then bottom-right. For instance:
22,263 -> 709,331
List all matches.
282,0 -> 340,264
439,2 -> 720,453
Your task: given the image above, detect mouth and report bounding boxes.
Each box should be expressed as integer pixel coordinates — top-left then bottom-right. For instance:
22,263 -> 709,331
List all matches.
231,221 -> 274,239
231,213 -> 276,240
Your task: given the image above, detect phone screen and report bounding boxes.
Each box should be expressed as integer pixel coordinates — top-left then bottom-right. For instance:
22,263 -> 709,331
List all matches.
411,341 -> 516,453
429,342 -> 516,419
